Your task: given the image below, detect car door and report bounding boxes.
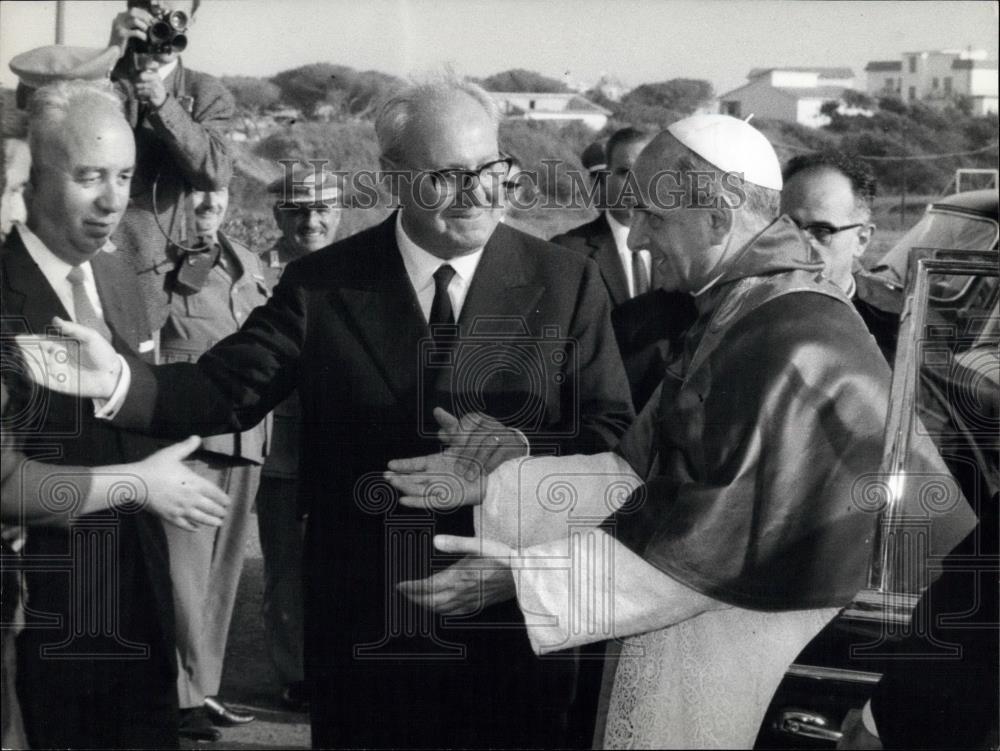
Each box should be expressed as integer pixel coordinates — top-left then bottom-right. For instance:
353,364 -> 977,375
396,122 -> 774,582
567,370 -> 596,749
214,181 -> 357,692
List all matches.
755,248 -> 999,749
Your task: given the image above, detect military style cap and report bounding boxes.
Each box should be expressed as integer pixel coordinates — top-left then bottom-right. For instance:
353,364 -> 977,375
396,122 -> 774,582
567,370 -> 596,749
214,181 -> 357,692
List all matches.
10,45 -> 120,88
266,165 -> 342,204
580,140 -> 607,173
667,114 -> 782,190
10,45 -> 120,107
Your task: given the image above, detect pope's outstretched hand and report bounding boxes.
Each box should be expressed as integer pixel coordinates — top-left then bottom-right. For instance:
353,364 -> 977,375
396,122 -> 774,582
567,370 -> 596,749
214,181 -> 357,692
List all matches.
15,317 -> 122,399
395,535 -> 518,614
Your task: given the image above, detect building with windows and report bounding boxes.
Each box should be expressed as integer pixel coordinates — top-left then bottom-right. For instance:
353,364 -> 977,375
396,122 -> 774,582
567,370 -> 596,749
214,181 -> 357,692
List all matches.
864,50 -> 998,115
718,67 -> 861,128
488,92 -> 612,130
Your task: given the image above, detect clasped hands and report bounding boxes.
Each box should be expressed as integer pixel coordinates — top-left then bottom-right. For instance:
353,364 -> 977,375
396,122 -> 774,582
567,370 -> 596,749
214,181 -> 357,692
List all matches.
384,407 -> 527,614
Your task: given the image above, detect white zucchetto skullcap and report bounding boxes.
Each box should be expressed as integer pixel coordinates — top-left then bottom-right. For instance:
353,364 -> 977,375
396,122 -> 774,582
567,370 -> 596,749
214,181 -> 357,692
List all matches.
666,114 -> 782,190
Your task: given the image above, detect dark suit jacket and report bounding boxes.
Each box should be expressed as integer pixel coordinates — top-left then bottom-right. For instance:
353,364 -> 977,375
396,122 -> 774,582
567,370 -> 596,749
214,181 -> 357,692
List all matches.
0,229 -> 175,695
113,214 -> 633,745
551,214 -> 697,409
111,58 -> 235,332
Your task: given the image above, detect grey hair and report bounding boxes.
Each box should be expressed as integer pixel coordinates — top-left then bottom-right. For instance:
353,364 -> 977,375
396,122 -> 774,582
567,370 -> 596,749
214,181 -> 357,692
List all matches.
375,75 -> 501,165
27,80 -> 125,164
673,143 -> 781,221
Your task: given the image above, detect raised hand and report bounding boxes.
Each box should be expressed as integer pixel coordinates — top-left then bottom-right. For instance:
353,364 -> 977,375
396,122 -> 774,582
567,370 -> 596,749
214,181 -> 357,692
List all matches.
384,451 -> 485,509
134,63 -> 168,108
433,407 -> 528,480
109,7 -> 154,54
126,436 -> 231,532
15,317 -> 122,399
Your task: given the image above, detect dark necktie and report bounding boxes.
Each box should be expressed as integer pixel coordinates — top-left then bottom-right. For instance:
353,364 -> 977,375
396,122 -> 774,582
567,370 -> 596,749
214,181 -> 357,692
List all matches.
429,264 -> 457,328
632,250 -> 650,297
66,265 -> 113,342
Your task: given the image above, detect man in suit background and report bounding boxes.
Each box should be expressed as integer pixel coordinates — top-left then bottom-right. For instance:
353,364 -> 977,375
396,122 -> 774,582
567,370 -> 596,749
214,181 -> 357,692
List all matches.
26,76 -> 635,749
0,78 -> 179,749
107,0 -> 235,333
157,185 -> 269,739
781,151 -> 899,362
551,128 -> 656,307
551,128 -> 696,410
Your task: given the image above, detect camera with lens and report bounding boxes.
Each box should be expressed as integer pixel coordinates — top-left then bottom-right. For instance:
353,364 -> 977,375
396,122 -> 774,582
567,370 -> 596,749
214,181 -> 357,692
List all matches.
131,0 -> 189,54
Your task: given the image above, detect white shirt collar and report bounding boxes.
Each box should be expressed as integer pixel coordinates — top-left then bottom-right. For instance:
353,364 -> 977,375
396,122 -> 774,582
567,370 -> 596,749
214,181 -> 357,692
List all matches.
606,211 -> 650,298
843,274 -> 857,299
157,58 -> 179,81
605,211 -> 632,256
395,211 -> 485,320
18,224 -> 103,319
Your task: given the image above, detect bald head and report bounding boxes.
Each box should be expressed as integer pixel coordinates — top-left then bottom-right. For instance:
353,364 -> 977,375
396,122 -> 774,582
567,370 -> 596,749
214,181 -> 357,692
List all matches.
376,78 -> 500,165
26,81 -> 135,265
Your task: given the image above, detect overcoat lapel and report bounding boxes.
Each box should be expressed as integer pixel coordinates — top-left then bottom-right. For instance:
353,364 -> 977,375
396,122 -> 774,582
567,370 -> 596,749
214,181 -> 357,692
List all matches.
459,223 -> 545,331
91,252 -> 132,347
333,216 -> 428,400
588,217 -> 629,305
1,229 -> 72,330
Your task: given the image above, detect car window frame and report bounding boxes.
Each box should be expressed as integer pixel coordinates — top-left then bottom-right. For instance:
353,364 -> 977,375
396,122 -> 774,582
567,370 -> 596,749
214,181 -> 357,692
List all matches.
845,248 -> 998,626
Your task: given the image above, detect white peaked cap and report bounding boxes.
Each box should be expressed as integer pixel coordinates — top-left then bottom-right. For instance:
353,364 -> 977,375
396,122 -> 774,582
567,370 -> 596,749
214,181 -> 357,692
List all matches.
666,114 -> 782,190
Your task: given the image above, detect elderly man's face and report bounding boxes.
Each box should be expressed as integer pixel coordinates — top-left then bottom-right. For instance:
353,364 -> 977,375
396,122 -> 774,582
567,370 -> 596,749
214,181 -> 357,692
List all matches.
627,139 -> 726,294
189,187 -> 229,243
781,167 -> 872,294
274,203 -> 340,254
27,104 -> 135,265
391,93 -> 505,259
1,138 -> 31,241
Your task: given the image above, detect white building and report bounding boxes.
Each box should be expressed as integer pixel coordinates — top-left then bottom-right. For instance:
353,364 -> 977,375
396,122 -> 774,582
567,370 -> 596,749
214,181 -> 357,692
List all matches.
489,92 -> 612,131
718,68 -> 861,128
864,50 -> 998,115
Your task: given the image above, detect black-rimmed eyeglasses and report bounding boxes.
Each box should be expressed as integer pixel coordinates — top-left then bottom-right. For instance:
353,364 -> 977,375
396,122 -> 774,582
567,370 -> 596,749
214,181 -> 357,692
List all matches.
794,220 -> 865,245
385,155 -> 515,194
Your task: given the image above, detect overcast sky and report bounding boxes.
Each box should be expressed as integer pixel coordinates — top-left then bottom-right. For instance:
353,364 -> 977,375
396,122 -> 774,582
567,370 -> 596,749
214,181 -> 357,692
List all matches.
1,0 -> 997,95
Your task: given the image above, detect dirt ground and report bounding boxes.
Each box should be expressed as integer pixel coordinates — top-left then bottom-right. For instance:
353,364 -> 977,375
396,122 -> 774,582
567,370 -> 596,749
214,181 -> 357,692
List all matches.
181,523 -> 310,750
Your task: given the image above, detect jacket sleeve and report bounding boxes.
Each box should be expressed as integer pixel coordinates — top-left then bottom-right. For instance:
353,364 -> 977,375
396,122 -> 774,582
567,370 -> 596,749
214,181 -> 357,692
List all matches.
114,261 -> 307,438
145,72 -> 235,191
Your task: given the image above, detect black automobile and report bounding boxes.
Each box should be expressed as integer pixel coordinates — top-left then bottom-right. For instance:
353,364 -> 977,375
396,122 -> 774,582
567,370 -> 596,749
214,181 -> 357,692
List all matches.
755,190 -> 999,749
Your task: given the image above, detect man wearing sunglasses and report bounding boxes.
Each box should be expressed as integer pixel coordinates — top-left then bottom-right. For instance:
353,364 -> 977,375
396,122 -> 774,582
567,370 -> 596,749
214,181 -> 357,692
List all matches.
782,152 -> 898,361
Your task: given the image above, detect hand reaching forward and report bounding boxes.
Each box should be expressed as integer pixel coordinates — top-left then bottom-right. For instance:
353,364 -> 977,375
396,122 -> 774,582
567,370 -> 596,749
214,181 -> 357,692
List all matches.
433,407 -> 529,480
396,536 -> 517,615
15,317 -> 122,399
384,451 -> 486,509
121,436 -> 231,532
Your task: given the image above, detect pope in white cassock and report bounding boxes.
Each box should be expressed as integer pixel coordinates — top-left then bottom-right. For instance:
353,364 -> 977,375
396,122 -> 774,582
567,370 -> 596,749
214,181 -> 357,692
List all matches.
384,115 -> 975,749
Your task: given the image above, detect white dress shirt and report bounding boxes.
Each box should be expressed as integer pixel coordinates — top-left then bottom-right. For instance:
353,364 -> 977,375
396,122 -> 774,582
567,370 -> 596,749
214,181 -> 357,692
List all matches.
20,225 -> 104,323
606,211 -> 651,298
396,211 -> 485,322
19,226 -> 130,417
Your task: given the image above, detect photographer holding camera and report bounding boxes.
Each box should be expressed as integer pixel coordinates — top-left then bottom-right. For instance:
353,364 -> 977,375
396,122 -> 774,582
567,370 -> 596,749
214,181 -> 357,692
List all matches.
107,0 -> 235,334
